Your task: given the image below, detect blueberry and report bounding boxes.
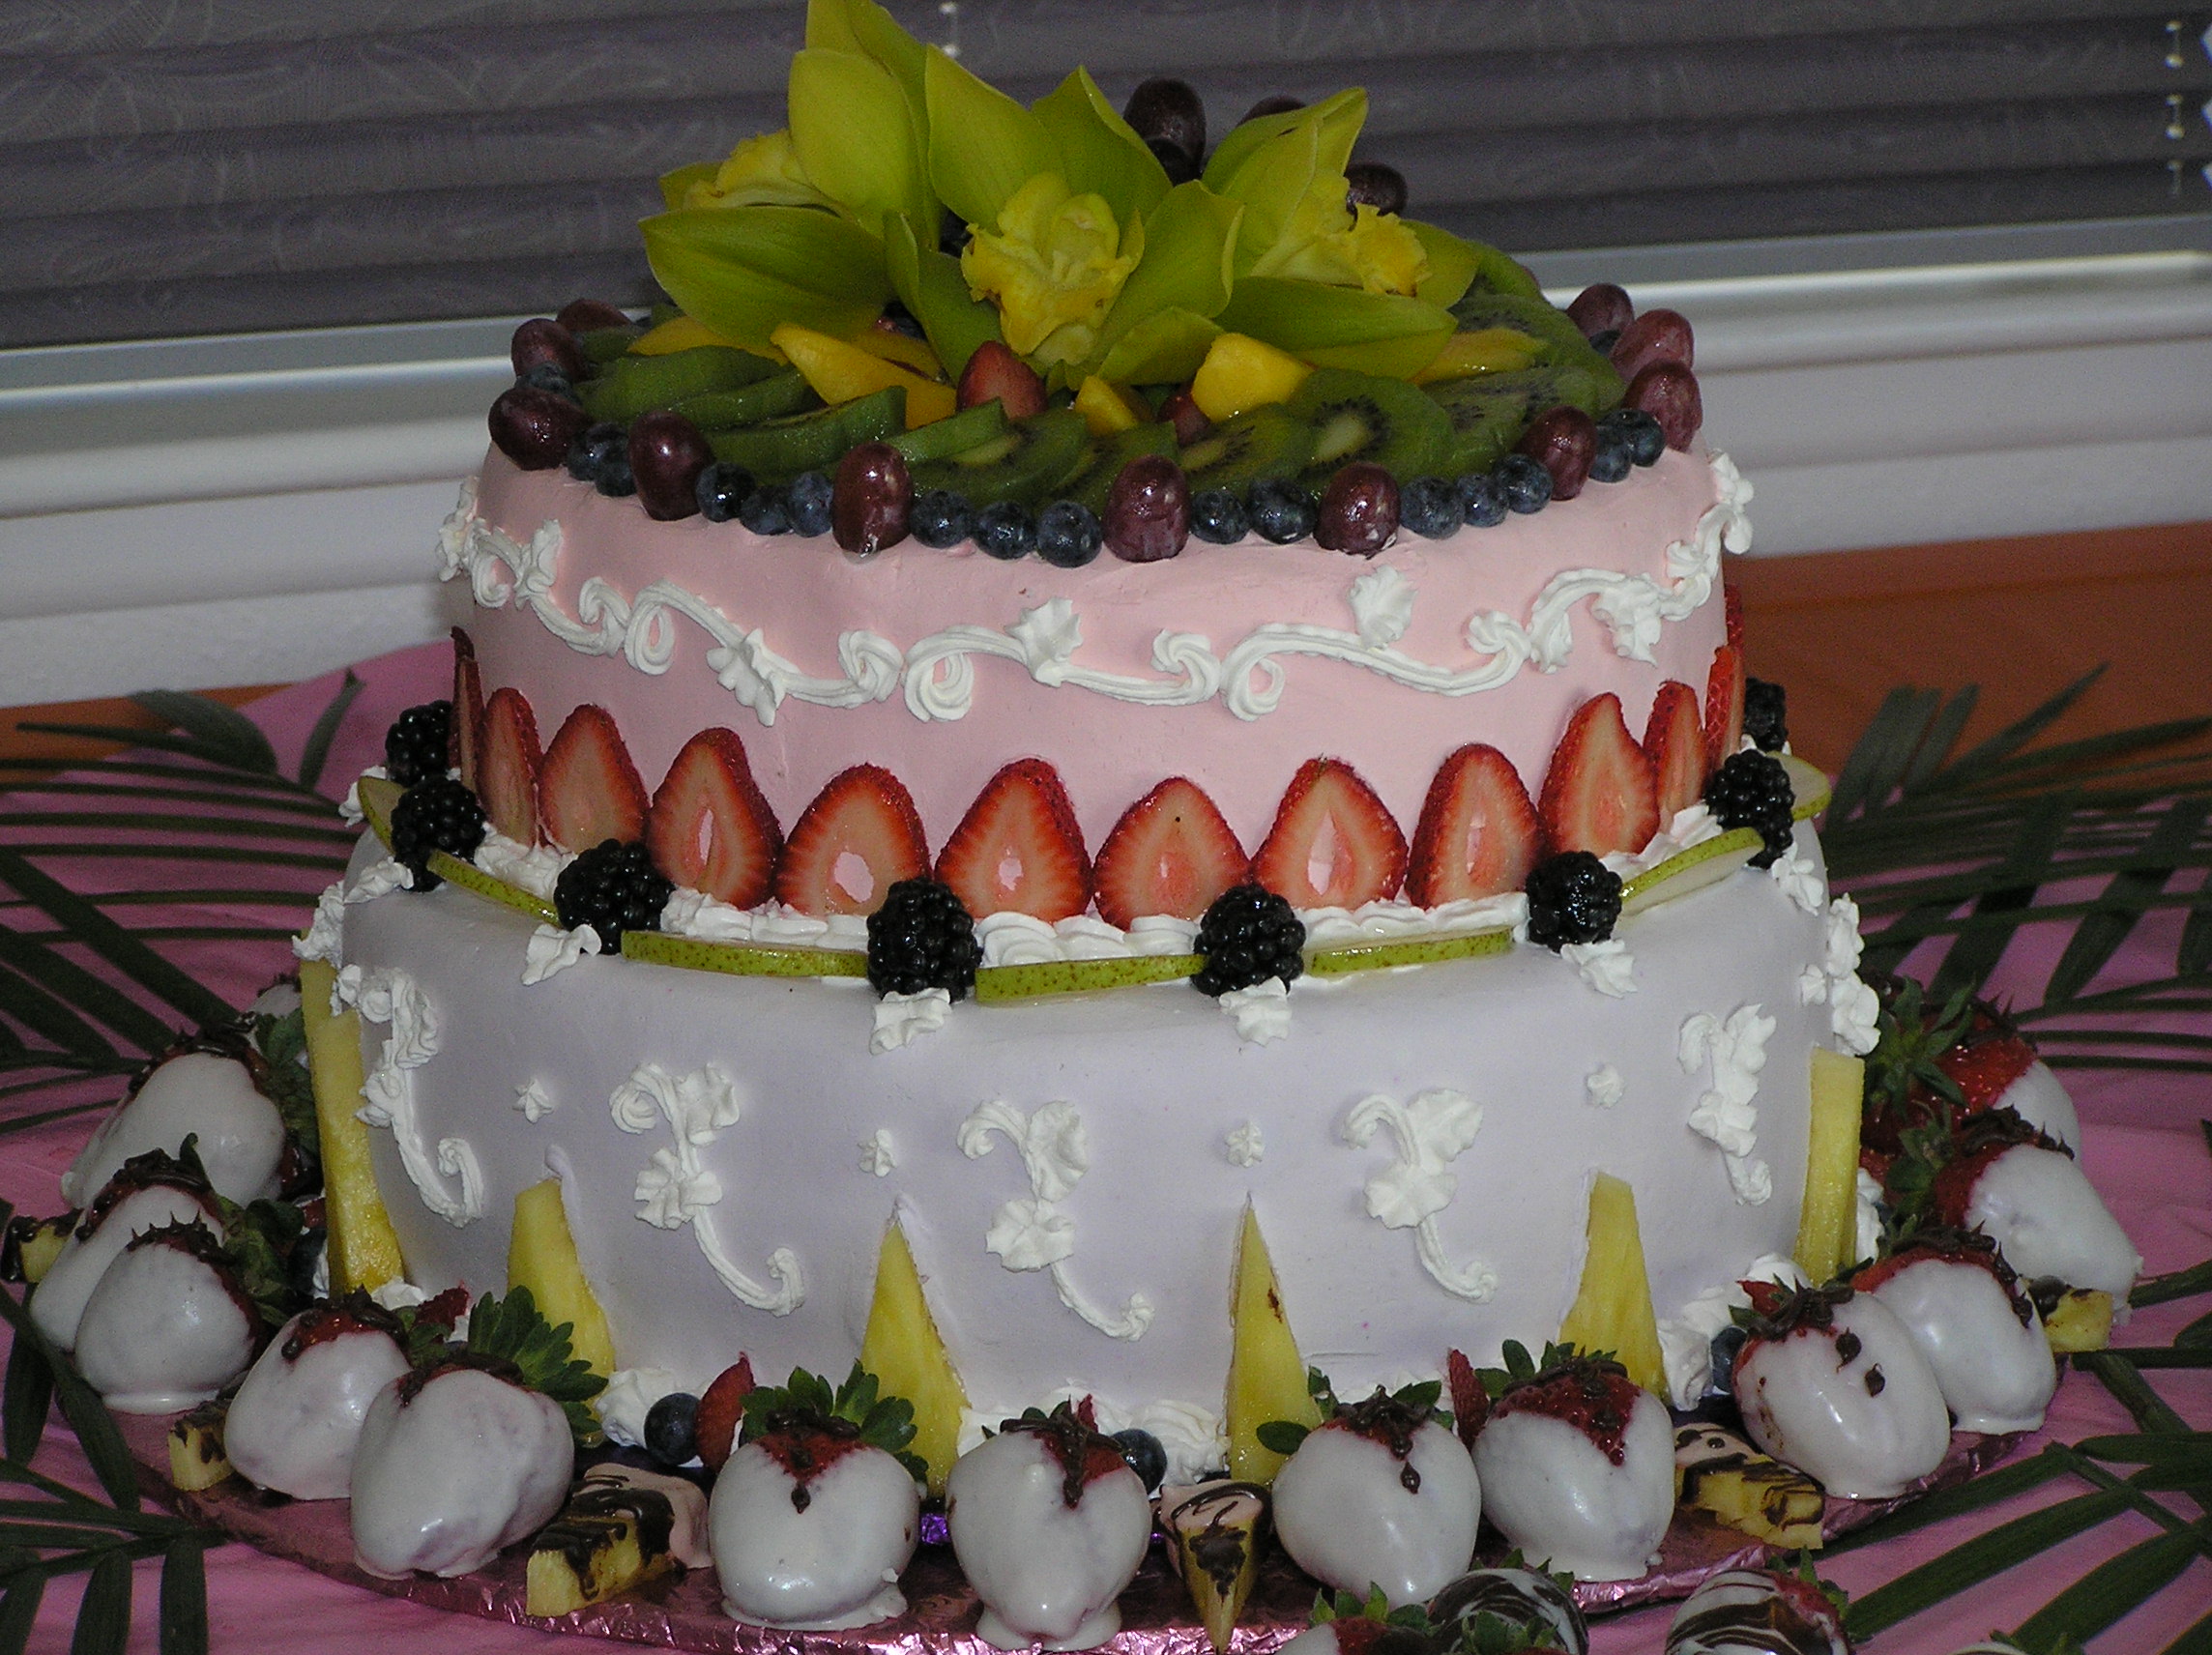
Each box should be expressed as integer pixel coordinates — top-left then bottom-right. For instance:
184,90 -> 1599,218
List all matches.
566,421 -> 625,484
910,488 -> 974,549
738,483 -> 794,536
1111,1427 -> 1168,1494
1587,328 -> 1621,354
1493,453 -> 1553,515
1587,422 -> 1634,484
1456,471 -> 1508,528
787,469 -> 835,537
1706,1324 -> 1748,1397
594,451 -> 637,498
1188,487 -> 1249,544
695,461 -> 754,523
1398,475 -> 1463,539
973,500 -> 1035,561
517,362 -> 576,401
1246,478 -> 1316,544
643,1391 -> 700,1467
1034,500 -> 1102,568
1601,407 -> 1667,467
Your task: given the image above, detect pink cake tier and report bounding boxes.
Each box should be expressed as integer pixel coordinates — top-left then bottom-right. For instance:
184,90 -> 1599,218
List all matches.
444,442 -> 1748,853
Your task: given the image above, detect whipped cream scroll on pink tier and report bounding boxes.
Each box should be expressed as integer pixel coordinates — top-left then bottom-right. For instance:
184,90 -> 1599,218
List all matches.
453,448 -> 1747,850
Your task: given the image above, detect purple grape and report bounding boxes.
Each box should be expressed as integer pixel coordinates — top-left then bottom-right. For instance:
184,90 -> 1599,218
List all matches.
833,442 -> 914,556
510,318 -> 585,381
1625,363 -> 1703,452
1611,308 -> 1694,381
1315,462 -> 1399,556
489,387 -> 590,472
1344,160 -> 1407,216
1242,94 -> 1304,123
1105,454 -> 1191,563
627,411 -> 713,521
1124,78 -> 1206,172
1515,406 -> 1597,502
1566,283 -> 1634,342
555,299 -> 633,334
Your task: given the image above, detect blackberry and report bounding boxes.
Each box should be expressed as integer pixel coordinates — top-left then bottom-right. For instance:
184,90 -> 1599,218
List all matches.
383,700 -> 452,788
738,483 -> 793,536
1524,851 -> 1621,949
1035,501 -> 1102,568
1587,421 -> 1634,484
1600,407 -> 1666,467
389,777 -> 486,891
554,839 -> 673,951
1246,478 -> 1316,544
1191,884 -> 1305,997
1703,749 -> 1795,867
1399,475 -> 1463,539
1493,453 -> 1553,515
787,469 -> 835,537
1188,487 -> 1249,544
1743,678 -> 1789,752
911,489 -> 973,549
973,500 -> 1035,562
1456,471 -> 1507,529
866,878 -> 980,1000
566,421 -> 625,484
695,461 -> 755,523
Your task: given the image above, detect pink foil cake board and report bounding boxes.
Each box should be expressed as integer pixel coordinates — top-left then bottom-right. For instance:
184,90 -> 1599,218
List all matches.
119,1411 -> 2017,1652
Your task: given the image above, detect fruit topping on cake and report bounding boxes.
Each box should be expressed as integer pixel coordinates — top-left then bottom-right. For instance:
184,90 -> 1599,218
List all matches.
1191,884 -> 1306,997
709,1365 -> 925,1629
383,700 -> 453,789
389,775 -> 487,891
222,1292 -> 419,1498
1254,758 -> 1407,909
539,705 -> 650,852
1703,644 -> 1747,770
645,729 -> 783,909
1730,1280 -> 1950,1499
1926,1110 -> 2139,1298
1855,1227 -> 2057,1433
1742,678 -> 1788,753
507,1177 -> 618,1379
167,1398 -> 234,1493
1672,1422 -> 1825,1550
865,877 -> 981,999
1665,1565 -> 1849,1655
554,840 -> 674,952
526,1462 -> 708,1617
1557,1174 -> 1668,1396
1703,750 -> 1796,868
72,1219 -> 261,1414
1406,744 -> 1540,907
859,1221 -> 970,1495
1104,451 -> 1191,562
1469,1343 -> 1673,1582
34,1147 -> 227,1351
935,758 -> 1092,921
1429,1566 -> 1590,1655
1793,1048 -> 1868,1286
450,627 -> 485,787
1091,777 -> 1249,929
1523,852 -> 1622,951
832,441 -> 915,555
1540,694 -> 1660,859
1642,682 -> 1710,823
693,1353 -> 757,1471
774,764 -> 930,916
62,1036 -> 289,1210
1158,1480 -> 1269,1654
1266,1378 -> 1482,1607
947,1401 -> 1152,1651
478,687 -> 545,846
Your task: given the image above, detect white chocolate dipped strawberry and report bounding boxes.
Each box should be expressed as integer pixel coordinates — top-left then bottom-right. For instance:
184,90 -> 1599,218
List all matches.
1665,1566 -> 1849,1655
32,1147 -> 225,1351
63,1039 -> 289,1209
348,1288 -> 597,1579
1857,1228 -> 2056,1433
1275,1596 -> 1446,1655
1270,1380 -> 1481,1609
946,1401 -> 1151,1650
1932,1112 -> 2139,1298
1929,1007 -> 2080,1150
708,1365 -> 924,1630
73,1221 -> 259,1412
1429,1567 -> 1589,1654
1469,1344 -> 1674,1581
223,1292 -> 424,1499
1732,1281 -> 1950,1499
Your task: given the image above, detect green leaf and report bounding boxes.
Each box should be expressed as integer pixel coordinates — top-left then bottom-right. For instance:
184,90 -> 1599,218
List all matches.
0,1566 -> 44,1653
1214,278 -> 1455,377
1031,68 -> 1170,227
158,1534 -> 207,1655
0,848 -> 235,1034
70,1549 -> 131,1655
1404,220 -> 1480,309
1097,307 -> 1223,385
790,48 -> 928,237
0,813 -> 352,847
642,206 -> 891,357
9,730 -> 312,794
1829,685 -> 1943,824
465,1285 -> 606,1443
2047,797 -> 2209,1002
2077,1351 -> 2192,1434
0,922 -> 179,1055
883,212 -> 1002,379
0,963 -> 117,1062
1100,182 -> 1242,353
2,1330 -> 51,1464
2010,1522 -> 2210,1653
1844,1489 -> 2132,1638
805,0 -> 926,107
923,44 -> 1058,230
1928,666 -> 2109,795
1255,1419 -> 1310,1456
1205,88 -> 1364,233
1928,791 -> 2075,1002
0,1283 -> 136,1512
127,693 -> 277,776
295,671 -> 362,795
657,160 -> 717,212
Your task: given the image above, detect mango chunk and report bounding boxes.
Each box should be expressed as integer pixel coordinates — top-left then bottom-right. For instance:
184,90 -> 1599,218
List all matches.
1796,1048 -> 1867,1285
771,323 -> 954,426
508,1177 -> 618,1379
1074,374 -> 1150,436
860,1218 -> 969,1496
1557,1172 -> 1667,1396
1411,328 -> 1542,384
1190,333 -> 1312,422
854,326 -> 945,379
299,958 -> 405,1293
630,314 -> 756,357
1226,1205 -> 1320,1485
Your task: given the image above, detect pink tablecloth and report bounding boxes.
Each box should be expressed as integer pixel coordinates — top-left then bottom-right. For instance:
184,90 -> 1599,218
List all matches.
3,644 -> 2207,1653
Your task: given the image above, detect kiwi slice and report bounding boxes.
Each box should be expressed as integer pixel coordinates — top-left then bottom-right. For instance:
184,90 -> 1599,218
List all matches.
1425,364 -> 1604,478
1445,293 -> 1624,410
1057,421 -> 1178,516
888,398 -> 1009,466
574,326 -> 643,365
707,386 -> 906,480
580,345 -> 785,424
1286,367 -> 1452,493
672,369 -> 819,431
908,409 -> 1091,508
1178,404 -> 1316,498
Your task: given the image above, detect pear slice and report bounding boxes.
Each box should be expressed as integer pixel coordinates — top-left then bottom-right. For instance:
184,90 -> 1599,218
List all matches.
299,957 -> 406,1293
860,1218 -> 969,1497
1557,1172 -> 1667,1396
1619,827 -> 1763,917
2044,1288 -> 2113,1353
356,774 -> 405,849
1159,1481 -> 1270,1653
1226,1205 -> 1320,1485
974,953 -> 1203,1003
1795,1048 -> 1867,1284
508,1177 -> 618,1379
620,929 -> 868,979
1304,926 -> 1513,976
425,850 -> 560,925
1781,752 -> 1831,820
168,1399 -> 233,1493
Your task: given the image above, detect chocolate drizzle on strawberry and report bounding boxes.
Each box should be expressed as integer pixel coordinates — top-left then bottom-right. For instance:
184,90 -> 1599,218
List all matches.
394,1349 -> 524,1408
74,1145 -> 219,1242
1001,1402 -> 1128,1508
1488,1352 -> 1641,1467
1326,1385 -> 1443,1491
750,1412 -> 868,1513
1671,1571 -> 1845,1655
1854,1223 -> 2036,1326
279,1289 -> 403,1360
1929,1107 -> 2071,1226
1734,1280 -> 1856,1360
123,1219 -> 261,1327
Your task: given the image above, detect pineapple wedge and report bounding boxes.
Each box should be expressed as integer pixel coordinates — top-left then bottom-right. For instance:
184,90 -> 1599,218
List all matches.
168,1400 -> 233,1493
7,1213 -> 73,1285
1557,1173 -> 1667,1395
859,1218 -> 969,1496
525,1466 -> 702,1616
508,1178 -> 618,1379
2044,1288 -> 2114,1353
1795,1048 -> 1867,1285
1674,1421 -> 1824,1549
1226,1205 -> 1320,1484
299,958 -> 406,1293
1190,334 -> 1311,422
1159,1481 -> 1269,1653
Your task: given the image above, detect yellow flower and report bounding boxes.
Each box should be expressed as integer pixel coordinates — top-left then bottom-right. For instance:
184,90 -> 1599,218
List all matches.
960,174 -> 1141,366
1252,177 -> 1430,298
683,129 -> 833,211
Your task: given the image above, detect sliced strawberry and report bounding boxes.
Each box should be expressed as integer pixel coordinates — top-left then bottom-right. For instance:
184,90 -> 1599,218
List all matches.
956,340 -> 1047,420
1538,694 -> 1660,858
646,729 -> 783,908
538,705 -> 650,852
1936,1031 -> 2039,1114
451,627 -> 483,790
773,764 -> 930,916
1641,680 -> 1707,822
1252,757 -> 1408,910
1445,1348 -> 1488,1451
1703,643 -> 1746,771
694,1353 -> 755,1471
1091,777 -> 1247,929
935,759 -> 1092,922
1405,743 -> 1540,907
1724,581 -> 1744,654
477,687 -> 542,845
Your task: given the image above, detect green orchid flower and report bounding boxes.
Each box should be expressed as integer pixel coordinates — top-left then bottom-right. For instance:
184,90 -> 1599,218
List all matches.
960,173 -> 1143,366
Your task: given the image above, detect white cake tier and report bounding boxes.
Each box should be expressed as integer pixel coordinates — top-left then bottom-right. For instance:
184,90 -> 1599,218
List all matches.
336,823 -> 1848,1455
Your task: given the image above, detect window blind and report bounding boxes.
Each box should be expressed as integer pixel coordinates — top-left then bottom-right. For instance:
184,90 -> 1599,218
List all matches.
2,0 -> 2206,347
